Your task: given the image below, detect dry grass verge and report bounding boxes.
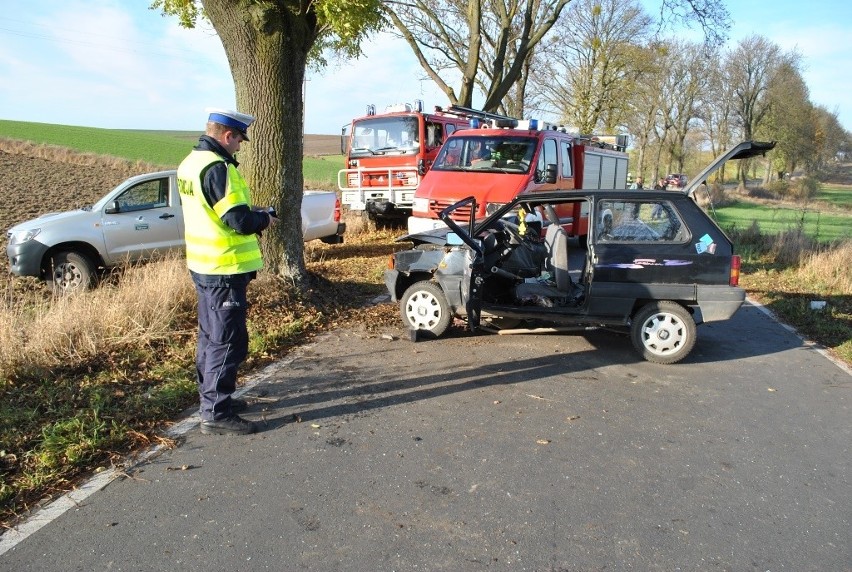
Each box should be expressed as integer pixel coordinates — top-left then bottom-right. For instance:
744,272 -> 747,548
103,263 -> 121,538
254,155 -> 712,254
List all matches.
735,234 -> 852,365
0,256 -> 195,378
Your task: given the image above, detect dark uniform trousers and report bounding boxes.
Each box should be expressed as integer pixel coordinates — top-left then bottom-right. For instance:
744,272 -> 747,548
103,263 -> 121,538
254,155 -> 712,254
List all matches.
191,271 -> 253,421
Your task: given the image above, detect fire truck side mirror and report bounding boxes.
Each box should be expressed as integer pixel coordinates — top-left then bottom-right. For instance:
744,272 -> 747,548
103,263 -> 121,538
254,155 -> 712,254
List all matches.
545,164 -> 558,184
418,158 -> 427,176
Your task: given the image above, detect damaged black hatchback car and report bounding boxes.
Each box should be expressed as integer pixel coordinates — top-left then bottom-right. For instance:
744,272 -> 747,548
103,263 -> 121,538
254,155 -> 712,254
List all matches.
385,141 -> 775,364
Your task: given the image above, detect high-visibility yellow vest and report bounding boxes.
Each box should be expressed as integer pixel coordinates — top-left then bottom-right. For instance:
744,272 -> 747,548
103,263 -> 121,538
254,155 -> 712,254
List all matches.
177,150 -> 263,275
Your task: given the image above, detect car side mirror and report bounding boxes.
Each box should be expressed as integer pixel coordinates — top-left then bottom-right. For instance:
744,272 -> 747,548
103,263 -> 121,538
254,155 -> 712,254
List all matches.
104,200 -> 120,214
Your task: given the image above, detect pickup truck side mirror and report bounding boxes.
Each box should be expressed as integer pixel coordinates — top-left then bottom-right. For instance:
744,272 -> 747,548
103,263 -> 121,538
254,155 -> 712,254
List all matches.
104,200 -> 121,214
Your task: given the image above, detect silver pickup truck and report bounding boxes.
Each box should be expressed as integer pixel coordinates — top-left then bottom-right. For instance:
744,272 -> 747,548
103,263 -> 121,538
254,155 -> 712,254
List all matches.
6,170 -> 345,293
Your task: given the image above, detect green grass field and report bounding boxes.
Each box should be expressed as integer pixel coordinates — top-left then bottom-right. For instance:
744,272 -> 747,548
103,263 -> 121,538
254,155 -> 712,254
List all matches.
0,119 -> 196,166
815,183 -> 852,210
0,119 -> 342,188
304,154 -> 343,189
713,199 -> 851,243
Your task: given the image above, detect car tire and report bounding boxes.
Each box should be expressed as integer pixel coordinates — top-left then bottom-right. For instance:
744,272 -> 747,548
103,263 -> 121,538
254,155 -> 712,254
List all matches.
400,281 -> 451,338
47,250 -> 96,294
630,301 -> 696,364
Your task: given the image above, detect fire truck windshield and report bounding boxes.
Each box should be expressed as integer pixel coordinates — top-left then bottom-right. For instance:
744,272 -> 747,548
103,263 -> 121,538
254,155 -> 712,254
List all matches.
350,116 -> 420,156
432,135 -> 536,174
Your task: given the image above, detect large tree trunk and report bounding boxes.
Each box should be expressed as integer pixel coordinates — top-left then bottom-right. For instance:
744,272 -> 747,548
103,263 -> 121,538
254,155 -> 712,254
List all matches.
202,0 -> 315,289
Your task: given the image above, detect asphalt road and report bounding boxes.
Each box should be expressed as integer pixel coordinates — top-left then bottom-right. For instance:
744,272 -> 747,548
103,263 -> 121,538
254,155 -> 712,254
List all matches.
1,302 -> 849,571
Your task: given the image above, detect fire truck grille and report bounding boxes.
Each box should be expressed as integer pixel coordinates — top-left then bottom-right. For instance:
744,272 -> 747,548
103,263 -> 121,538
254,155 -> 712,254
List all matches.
428,201 -> 471,221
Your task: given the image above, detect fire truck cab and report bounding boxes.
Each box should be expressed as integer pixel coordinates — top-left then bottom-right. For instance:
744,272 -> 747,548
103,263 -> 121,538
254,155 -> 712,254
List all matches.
338,101 -> 469,224
407,106 -> 629,243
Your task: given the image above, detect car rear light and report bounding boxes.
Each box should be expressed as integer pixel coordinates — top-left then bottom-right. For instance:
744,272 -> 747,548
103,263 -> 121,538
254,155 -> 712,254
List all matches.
387,255 -> 395,270
730,255 -> 741,286
334,197 -> 341,223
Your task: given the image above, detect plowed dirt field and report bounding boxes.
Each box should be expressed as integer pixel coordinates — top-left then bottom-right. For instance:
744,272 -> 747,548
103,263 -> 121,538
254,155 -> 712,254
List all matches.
0,134 -> 341,238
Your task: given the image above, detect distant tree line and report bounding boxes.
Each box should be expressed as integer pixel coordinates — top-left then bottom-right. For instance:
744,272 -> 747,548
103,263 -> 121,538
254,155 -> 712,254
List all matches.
386,0 -> 851,185
156,0 -> 848,288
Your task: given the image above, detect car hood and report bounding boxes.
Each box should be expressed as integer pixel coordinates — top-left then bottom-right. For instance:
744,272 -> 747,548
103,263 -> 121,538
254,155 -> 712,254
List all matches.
395,226 -> 454,246
8,209 -> 90,232
684,140 -> 776,198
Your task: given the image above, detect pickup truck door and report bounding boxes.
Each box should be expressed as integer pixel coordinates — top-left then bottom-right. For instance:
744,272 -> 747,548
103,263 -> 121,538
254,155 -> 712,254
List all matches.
438,197 -> 484,332
100,175 -> 183,263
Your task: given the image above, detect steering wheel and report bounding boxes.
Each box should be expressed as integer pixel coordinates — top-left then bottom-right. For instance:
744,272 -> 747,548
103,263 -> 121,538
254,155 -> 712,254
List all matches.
500,219 -> 534,250
501,219 -> 524,244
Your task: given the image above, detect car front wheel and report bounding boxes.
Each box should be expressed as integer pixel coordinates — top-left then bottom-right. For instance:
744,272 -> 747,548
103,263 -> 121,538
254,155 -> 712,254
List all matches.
400,281 -> 451,338
630,301 -> 696,364
47,250 -> 96,294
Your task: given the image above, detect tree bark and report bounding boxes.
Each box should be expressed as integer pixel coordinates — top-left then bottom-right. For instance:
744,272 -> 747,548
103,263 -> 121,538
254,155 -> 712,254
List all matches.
202,0 -> 315,288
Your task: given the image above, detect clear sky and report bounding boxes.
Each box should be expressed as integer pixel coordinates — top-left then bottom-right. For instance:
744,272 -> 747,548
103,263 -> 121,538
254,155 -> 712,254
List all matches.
1,0 -> 850,135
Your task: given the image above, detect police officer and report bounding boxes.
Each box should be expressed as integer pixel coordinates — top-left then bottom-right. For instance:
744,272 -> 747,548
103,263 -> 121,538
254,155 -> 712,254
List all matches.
177,108 -> 277,435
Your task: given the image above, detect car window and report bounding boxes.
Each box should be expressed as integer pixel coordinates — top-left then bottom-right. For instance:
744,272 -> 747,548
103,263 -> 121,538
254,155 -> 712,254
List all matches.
426,121 -> 445,148
536,138 -> 557,179
433,135 -> 536,173
116,178 -> 170,212
560,140 -> 573,178
596,200 -> 687,242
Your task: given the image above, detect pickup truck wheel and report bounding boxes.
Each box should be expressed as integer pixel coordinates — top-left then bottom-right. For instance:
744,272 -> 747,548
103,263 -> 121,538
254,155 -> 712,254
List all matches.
400,281 -> 451,338
47,251 -> 96,294
630,301 -> 696,364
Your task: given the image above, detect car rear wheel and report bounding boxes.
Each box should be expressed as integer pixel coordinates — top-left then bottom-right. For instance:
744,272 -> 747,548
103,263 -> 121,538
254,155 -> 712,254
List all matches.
630,301 -> 696,364
400,281 -> 451,338
47,250 -> 96,295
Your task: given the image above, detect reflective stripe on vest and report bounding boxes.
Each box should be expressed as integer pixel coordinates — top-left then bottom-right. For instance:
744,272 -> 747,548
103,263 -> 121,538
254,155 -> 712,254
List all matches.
177,150 -> 263,275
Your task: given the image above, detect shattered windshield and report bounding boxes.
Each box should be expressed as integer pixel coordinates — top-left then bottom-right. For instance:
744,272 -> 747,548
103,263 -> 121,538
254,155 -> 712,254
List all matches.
432,135 -> 536,174
349,116 -> 420,156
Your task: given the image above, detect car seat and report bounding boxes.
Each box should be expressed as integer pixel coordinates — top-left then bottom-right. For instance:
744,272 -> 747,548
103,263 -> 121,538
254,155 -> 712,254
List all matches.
544,224 -> 572,292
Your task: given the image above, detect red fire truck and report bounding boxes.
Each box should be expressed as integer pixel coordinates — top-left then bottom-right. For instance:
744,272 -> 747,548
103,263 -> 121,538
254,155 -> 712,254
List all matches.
407,106 -> 629,244
338,101 -> 470,224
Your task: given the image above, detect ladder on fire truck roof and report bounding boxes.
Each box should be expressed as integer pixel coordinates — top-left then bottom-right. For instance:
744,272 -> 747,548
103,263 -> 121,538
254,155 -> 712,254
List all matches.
575,134 -> 629,152
440,104 -> 628,151
441,104 -> 563,132
442,104 -> 517,124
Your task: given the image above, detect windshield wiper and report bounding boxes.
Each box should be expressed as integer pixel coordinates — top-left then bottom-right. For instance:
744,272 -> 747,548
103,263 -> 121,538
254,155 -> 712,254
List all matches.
351,147 -> 377,155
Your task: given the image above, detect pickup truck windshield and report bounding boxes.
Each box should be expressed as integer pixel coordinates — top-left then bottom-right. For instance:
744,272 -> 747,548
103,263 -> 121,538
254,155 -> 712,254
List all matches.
350,116 -> 420,156
432,135 -> 536,174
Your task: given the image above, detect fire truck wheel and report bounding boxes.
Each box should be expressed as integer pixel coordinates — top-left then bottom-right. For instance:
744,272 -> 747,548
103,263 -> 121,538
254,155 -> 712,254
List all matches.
630,301 -> 696,364
400,281 -> 451,338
